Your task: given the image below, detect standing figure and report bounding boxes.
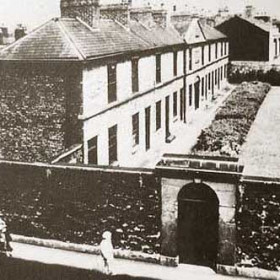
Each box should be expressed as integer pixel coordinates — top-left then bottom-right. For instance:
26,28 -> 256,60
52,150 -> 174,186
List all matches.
100,231 -> 114,275
0,218 -> 12,257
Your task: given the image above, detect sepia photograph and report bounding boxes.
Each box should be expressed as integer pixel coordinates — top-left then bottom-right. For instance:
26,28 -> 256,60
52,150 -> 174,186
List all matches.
0,0 -> 280,279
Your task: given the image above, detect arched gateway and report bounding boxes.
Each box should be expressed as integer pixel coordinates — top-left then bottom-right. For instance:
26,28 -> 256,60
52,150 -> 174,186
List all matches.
177,182 -> 219,269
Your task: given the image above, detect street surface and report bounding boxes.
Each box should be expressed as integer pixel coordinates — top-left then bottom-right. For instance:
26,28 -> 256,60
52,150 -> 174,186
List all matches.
0,242 -> 253,280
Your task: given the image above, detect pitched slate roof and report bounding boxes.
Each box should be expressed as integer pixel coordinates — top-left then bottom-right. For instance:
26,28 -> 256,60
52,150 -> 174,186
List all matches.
0,17 -> 184,62
0,19 -> 81,61
172,18 -> 226,43
217,16 -> 271,33
200,23 -> 227,40
129,21 -> 183,47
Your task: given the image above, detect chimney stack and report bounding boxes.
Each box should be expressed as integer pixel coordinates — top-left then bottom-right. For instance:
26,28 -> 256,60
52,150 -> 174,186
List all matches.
130,7 -> 155,28
100,4 -> 130,26
152,10 -> 168,28
60,0 -> 100,27
245,5 -> 254,18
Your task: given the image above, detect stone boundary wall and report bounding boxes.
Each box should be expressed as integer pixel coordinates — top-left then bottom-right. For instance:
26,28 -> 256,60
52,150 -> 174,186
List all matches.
228,62 -> 280,85
236,181 -> 280,271
231,61 -> 280,72
0,160 -> 161,255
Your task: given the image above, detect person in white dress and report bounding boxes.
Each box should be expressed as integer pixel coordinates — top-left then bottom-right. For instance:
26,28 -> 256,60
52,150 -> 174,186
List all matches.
100,231 -> 114,275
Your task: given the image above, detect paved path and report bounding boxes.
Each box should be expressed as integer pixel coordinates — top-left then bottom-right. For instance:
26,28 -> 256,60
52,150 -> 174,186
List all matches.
131,84 -> 236,168
8,242 -> 251,280
240,86 -> 280,179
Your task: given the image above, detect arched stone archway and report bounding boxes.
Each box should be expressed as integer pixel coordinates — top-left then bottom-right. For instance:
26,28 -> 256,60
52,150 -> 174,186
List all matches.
177,182 -> 219,269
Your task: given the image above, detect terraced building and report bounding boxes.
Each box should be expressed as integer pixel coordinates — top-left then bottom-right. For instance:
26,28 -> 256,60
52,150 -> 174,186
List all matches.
0,0 -> 229,167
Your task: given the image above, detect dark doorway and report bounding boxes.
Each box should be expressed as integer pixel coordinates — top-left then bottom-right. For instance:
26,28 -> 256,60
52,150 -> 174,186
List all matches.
211,71 -> 214,99
194,80 -> 200,110
165,95 -> 170,141
145,106 -> 151,150
178,182 -> 219,269
180,89 -> 184,121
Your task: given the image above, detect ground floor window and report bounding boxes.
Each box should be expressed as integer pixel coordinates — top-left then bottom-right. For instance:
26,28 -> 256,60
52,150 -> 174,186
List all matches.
189,84 -> 193,106
132,113 -> 139,147
215,69 -> 217,85
156,100 -> 162,130
201,77 -> 204,97
108,124 -> 118,164
88,136 -> 98,164
173,91 -> 178,117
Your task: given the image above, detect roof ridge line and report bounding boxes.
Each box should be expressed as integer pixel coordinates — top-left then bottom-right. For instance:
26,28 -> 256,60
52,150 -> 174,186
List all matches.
76,17 -> 100,33
0,18 -> 55,55
138,21 -> 151,31
114,19 -> 130,32
57,18 -> 86,61
197,20 -> 207,40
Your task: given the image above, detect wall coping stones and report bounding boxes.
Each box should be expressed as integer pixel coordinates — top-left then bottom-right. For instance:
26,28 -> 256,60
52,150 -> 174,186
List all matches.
217,265 -> 280,280
0,159 -> 154,175
156,154 -> 243,182
11,234 -> 177,267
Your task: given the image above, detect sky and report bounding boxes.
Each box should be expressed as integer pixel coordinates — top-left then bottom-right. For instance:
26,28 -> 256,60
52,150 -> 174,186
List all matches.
1,0 -> 280,31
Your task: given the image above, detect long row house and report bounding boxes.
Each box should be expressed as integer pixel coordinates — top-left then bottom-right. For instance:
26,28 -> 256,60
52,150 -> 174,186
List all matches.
0,0 -> 229,167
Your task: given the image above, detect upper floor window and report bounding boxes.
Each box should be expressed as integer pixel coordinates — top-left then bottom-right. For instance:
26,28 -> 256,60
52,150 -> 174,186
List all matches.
108,124 -> 118,164
132,58 -> 139,93
132,113 -> 139,147
156,54 -> 161,83
221,42 -> 223,57
173,51 -> 178,76
189,48 -> 193,71
108,64 -> 117,103
201,46 -> 205,66
156,100 -> 162,130
208,44 -> 211,62
215,43 -> 218,59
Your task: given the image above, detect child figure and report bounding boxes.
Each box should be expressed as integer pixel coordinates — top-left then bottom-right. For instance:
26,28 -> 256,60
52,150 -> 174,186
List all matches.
100,231 -> 114,275
0,218 -> 12,257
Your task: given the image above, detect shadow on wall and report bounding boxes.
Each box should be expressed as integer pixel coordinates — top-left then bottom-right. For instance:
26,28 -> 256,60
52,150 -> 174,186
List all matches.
228,63 -> 280,85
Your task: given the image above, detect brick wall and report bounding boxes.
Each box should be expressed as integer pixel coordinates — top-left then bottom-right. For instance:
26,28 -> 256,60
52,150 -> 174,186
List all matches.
0,161 -> 161,254
0,63 -> 82,163
237,182 -> 280,271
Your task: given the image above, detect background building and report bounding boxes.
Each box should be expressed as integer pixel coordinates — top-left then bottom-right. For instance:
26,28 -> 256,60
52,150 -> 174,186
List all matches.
216,16 -> 280,63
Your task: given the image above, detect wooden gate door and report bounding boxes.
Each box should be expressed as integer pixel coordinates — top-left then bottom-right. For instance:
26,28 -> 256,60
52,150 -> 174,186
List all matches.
178,183 -> 219,269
